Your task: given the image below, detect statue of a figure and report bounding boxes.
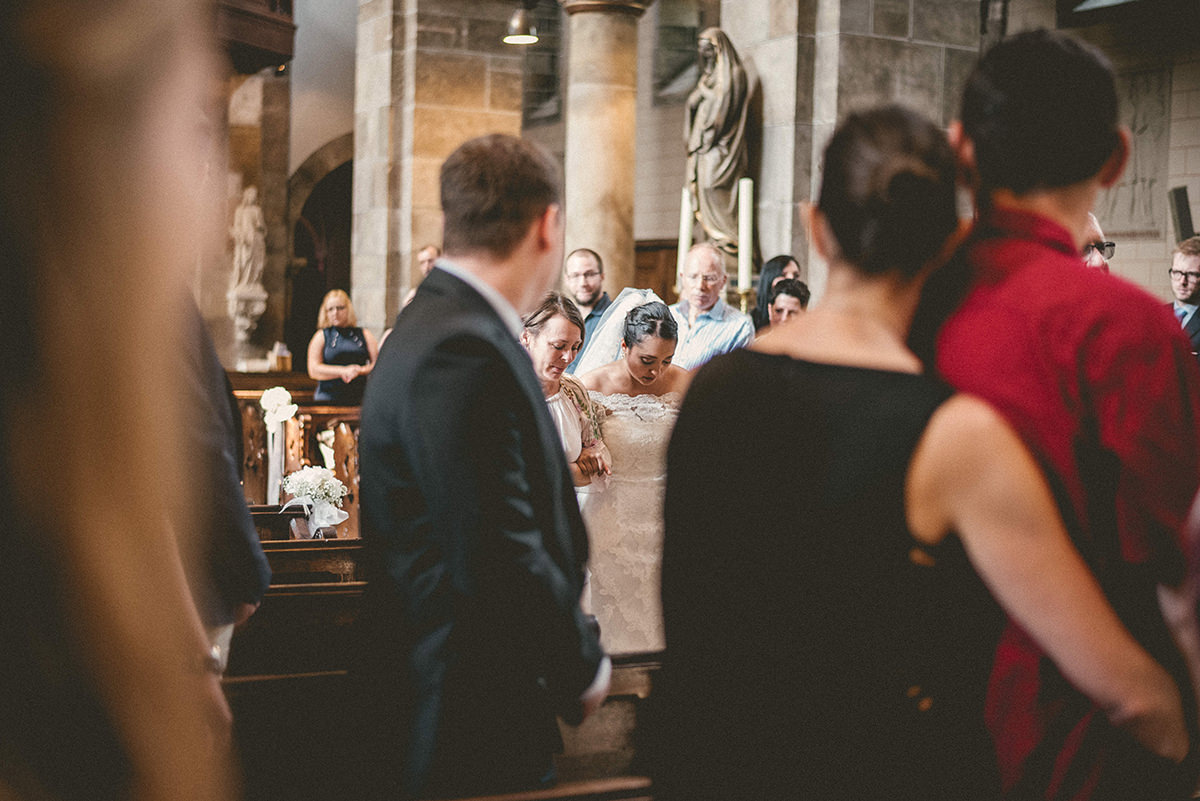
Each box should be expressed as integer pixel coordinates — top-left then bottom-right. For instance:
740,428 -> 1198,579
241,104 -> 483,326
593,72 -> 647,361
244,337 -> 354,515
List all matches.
231,185 -> 266,290
685,28 -> 749,255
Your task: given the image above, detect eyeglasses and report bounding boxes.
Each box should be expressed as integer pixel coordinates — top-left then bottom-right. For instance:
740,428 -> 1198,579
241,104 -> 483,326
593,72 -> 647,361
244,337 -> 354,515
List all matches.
1083,241 -> 1116,260
1170,269 -> 1200,282
566,270 -> 601,282
686,273 -> 723,286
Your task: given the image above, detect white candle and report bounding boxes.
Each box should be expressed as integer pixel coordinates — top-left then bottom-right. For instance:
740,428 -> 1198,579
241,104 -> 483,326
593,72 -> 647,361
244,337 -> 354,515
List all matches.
738,177 -> 753,292
677,186 -> 693,278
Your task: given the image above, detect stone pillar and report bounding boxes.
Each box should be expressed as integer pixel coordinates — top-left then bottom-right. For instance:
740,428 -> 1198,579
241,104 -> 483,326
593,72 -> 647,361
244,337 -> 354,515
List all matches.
353,0 -> 523,334
352,0 -> 404,335
561,0 -> 652,296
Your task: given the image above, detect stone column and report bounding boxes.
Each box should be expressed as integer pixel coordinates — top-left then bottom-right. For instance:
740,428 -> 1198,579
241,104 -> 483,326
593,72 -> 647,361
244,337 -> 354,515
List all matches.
561,0 -> 652,296
352,0 -> 404,335
352,0 -> 522,334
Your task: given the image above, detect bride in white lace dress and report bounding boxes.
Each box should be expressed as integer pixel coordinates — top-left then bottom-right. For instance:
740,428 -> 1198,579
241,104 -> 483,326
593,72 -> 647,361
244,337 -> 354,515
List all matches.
574,292 -> 691,654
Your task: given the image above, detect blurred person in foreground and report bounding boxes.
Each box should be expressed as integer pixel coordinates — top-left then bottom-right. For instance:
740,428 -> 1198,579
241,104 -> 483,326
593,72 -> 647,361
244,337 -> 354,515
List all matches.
0,1 -> 242,799
910,29 -> 1200,800
654,103 -> 1186,801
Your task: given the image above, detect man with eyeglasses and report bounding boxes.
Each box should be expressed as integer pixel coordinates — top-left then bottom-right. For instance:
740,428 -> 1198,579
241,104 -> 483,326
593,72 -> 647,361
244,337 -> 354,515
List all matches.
1082,212 -> 1114,272
669,242 -> 754,370
563,248 -> 611,373
1169,235 -> 1200,359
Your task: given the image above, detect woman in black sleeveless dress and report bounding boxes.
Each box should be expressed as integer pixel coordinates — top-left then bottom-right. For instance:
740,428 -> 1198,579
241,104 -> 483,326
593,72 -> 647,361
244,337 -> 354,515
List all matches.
652,106 -> 1187,800
307,289 -> 379,405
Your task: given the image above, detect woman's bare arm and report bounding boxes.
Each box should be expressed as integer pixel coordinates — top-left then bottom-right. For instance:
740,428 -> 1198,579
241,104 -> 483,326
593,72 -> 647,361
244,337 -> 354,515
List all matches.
907,394 -> 1188,762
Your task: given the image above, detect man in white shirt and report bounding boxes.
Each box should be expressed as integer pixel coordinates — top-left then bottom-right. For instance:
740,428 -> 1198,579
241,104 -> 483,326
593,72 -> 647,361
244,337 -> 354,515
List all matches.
669,242 -> 754,370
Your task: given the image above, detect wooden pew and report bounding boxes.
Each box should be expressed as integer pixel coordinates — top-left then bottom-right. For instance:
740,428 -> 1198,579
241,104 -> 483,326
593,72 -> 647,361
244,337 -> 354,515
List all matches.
225,512 -> 657,801
233,383 -> 362,538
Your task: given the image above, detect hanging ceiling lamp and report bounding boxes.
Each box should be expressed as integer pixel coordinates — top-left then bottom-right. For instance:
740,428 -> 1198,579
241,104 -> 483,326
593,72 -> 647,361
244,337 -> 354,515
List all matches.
503,1 -> 539,45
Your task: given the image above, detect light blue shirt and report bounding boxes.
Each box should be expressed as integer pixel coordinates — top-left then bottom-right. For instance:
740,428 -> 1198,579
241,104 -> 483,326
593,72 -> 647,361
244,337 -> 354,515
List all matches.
669,296 -> 755,371
1174,301 -> 1197,329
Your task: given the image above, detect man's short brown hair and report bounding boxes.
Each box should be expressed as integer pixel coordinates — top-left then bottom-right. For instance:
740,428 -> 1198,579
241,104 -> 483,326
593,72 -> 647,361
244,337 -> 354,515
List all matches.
440,134 -> 561,260
1177,236 -> 1200,259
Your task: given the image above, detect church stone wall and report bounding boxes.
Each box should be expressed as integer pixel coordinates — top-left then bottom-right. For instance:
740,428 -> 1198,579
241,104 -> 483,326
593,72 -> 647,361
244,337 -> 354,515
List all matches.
353,0 -> 521,335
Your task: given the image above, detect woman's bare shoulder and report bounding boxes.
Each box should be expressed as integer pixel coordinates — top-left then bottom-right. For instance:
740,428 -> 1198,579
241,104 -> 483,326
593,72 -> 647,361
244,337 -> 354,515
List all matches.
666,364 -> 693,394
579,363 -> 616,393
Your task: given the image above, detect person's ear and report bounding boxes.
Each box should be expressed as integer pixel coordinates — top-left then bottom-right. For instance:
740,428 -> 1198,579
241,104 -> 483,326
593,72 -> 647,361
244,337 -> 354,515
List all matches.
804,204 -> 837,262
1097,127 -> 1130,189
947,121 -> 979,190
536,203 -> 562,252
520,329 -> 531,347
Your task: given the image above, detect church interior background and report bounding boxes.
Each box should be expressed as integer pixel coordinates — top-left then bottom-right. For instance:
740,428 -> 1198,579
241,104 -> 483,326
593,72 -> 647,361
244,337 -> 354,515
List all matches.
206,0 -> 1200,370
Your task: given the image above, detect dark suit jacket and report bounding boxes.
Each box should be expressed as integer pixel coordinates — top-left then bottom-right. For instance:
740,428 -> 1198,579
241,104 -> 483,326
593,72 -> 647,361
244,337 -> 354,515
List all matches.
1166,302 -> 1200,364
1183,305 -> 1200,354
178,298 -> 271,626
356,267 -> 604,799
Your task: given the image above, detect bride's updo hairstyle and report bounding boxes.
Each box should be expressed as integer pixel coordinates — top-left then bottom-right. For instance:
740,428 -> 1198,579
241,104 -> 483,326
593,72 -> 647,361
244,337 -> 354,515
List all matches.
817,105 -> 957,279
623,301 -> 678,348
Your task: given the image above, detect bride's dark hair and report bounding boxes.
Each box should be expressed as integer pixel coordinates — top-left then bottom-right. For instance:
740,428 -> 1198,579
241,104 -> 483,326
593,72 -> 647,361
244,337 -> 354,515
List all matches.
817,104 -> 958,279
623,301 -> 678,348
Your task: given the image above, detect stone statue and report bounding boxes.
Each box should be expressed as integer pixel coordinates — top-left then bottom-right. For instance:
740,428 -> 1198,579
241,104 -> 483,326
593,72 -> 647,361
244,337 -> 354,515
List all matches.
685,28 -> 749,255
231,185 -> 266,290
228,185 -> 268,348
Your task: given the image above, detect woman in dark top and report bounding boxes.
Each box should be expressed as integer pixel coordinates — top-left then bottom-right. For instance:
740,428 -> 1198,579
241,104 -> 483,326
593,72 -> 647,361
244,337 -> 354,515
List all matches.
652,105 -> 1187,800
307,289 -> 379,405
751,254 -> 801,331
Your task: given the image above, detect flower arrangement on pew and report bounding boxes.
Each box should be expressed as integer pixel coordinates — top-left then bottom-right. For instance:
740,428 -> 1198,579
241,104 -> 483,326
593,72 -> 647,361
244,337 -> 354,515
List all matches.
281,466 -> 349,539
260,386 -> 298,427
260,386 -> 298,504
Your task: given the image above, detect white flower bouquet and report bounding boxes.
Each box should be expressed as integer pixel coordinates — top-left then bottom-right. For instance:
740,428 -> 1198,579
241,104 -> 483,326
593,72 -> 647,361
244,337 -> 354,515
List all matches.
260,386 -> 298,427
281,465 -> 349,538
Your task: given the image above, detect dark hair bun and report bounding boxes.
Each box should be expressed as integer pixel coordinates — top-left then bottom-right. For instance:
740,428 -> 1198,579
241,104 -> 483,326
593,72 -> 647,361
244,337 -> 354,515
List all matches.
622,300 -> 678,348
817,105 -> 958,279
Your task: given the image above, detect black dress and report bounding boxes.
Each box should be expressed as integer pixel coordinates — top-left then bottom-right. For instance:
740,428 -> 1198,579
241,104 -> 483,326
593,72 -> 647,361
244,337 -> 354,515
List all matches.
314,325 -> 369,404
650,349 -> 1004,800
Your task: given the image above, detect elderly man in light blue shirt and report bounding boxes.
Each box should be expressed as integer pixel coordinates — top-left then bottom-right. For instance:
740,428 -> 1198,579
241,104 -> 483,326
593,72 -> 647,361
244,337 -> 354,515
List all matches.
670,242 -> 755,370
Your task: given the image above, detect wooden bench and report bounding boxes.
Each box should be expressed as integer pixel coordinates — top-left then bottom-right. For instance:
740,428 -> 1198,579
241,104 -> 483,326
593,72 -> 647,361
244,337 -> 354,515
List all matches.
234,386 -> 362,538
422,775 -> 652,801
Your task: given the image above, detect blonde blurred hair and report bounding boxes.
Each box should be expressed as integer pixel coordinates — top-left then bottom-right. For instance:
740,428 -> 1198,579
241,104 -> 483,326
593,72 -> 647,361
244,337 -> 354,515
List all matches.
318,288 -> 358,328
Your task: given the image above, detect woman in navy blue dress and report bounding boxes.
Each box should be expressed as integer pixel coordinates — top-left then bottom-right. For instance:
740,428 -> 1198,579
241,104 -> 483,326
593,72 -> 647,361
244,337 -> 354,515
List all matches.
307,289 -> 379,405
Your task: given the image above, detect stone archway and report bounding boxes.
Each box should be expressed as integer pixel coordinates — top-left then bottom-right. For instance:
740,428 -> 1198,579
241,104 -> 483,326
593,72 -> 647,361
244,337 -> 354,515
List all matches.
289,132 -> 354,259
286,133 -> 354,370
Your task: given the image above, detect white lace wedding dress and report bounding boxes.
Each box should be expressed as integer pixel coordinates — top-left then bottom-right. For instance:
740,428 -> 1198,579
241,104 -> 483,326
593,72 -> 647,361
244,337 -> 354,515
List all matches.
579,390 -> 682,655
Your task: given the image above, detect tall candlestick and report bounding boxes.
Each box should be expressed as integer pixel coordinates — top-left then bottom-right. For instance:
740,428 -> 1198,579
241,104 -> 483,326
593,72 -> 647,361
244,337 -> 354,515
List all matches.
738,177 -> 753,292
677,186 -> 693,278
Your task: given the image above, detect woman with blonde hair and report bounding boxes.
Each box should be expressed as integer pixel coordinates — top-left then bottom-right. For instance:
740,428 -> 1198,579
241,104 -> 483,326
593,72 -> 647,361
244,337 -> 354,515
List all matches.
307,289 -> 379,405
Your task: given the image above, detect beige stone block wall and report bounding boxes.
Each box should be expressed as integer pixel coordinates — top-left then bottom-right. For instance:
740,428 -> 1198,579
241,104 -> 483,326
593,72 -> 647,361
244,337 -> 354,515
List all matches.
634,7 -> 690,245
351,0 -> 521,334
1067,19 -> 1200,299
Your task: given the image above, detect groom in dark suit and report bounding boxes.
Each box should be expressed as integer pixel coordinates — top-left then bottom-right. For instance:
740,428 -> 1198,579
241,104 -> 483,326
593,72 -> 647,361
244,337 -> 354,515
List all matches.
356,134 -> 609,799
